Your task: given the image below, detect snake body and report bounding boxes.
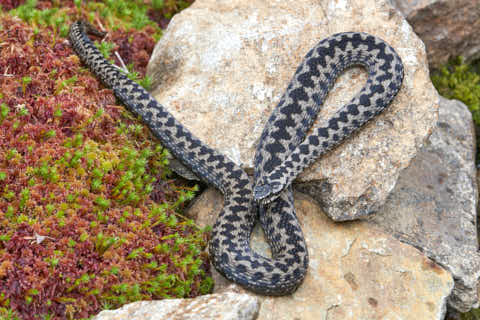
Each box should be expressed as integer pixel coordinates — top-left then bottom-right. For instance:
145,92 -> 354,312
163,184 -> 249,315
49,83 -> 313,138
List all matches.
69,21 -> 403,295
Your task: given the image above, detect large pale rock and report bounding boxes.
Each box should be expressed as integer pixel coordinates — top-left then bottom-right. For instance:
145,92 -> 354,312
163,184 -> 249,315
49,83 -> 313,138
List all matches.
370,97 -> 480,312
392,0 -> 480,68
93,289 -> 259,320
147,0 -> 438,221
187,189 -> 454,320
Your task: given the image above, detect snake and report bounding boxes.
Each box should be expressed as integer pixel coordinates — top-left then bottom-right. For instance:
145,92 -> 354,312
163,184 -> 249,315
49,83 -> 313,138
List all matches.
68,21 -> 404,296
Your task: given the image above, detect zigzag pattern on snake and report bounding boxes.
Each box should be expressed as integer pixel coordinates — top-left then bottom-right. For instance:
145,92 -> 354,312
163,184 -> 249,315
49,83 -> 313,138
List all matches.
68,21 -> 404,295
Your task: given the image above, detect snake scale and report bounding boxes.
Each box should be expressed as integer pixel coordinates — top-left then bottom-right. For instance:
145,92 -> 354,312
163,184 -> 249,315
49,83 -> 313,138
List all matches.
69,21 -> 404,295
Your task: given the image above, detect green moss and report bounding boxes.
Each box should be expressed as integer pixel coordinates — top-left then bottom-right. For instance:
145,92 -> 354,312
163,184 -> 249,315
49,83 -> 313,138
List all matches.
9,0 -> 72,40
21,76 -> 32,94
460,308 -> 480,320
55,75 -> 78,95
432,57 -> 480,125
0,307 -> 21,320
84,0 -> 160,36
0,103 -> 9,120
96,41 -> 116,60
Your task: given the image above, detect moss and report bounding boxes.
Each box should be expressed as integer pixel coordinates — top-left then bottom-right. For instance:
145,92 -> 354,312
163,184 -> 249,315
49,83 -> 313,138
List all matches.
0,0 -> 208,319
432,57 -> 480,125
461,309 -> 480,320
0,307 -> 21,320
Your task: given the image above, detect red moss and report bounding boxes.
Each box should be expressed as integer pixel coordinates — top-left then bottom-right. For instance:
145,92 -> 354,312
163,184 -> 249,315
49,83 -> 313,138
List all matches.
0,0 -> 25,10
107,26 -> 157,76
0,11 -> 209,320
147,0 -> 196,29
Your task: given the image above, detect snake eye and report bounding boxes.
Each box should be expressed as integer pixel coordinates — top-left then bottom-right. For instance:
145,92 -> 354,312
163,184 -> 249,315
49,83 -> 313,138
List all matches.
254,182 -> 284,205
253,184 -> 271,201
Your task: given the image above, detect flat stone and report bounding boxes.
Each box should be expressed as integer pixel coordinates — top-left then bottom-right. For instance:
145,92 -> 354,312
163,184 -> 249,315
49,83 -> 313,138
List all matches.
147,0 -> 438,221
370,97 -> 480,312
392,0 -> 480,68
93,289 -> 259,320
186,189 -> 454,320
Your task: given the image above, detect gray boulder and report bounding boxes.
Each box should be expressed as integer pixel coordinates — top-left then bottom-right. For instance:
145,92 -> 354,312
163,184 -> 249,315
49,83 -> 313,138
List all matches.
392,0 -> 480,68
371,97 -> 480,312
93,289 -> 259,320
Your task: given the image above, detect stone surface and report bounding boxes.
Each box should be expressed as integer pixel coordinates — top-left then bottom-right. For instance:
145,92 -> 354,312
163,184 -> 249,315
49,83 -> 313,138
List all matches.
147,0 -> 438,221
370,97 -> 480,313
93,289 -> 259,320
187,189 -> 454,320
392,0 -> 480,68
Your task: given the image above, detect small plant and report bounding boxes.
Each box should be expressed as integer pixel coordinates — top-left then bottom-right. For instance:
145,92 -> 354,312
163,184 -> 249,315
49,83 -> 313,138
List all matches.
55,75 -> 78,95
19,188 -> 30,211
43,129 -> 56,140
138,75 -> 152,90
96,40 -> 115,60
152,0 -> 164,10
21,76 -> 31,94
94,233 -> 121,255
0,103 -> 9,122
53,107 -> 62,118
0,307 -> 20,320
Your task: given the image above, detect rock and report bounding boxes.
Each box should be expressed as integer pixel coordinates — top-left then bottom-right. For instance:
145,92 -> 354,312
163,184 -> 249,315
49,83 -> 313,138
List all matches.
370,97 -> 480,313
147,0 -> 438,221
186,189 -> 454,320
392,0 -> 480,68
93,289 -> 259,320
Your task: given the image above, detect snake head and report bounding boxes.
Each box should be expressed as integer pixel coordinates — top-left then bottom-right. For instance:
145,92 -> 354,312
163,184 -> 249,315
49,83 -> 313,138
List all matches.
253,181 -> 283,205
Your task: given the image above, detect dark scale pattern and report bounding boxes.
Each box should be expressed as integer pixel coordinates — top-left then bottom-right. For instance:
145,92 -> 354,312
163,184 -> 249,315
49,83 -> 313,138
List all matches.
68,21 -> 309,295
253,32 -> 404,205
69,21 -> 403,296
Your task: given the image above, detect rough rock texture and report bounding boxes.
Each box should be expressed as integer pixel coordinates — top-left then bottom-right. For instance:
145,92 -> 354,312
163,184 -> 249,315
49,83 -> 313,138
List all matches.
147,0 -> 438,221
370,97 -> 480,313
93,289 -> 259,320
392,0 -> 480,68
186,189 -> 454,320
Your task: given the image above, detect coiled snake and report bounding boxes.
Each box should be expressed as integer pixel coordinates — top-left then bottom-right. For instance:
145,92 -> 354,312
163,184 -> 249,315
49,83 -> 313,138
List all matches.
69,21 -> 404,295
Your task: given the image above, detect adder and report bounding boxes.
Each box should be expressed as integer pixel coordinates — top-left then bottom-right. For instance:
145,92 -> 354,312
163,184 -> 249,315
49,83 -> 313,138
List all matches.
68,21 -> 404,295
